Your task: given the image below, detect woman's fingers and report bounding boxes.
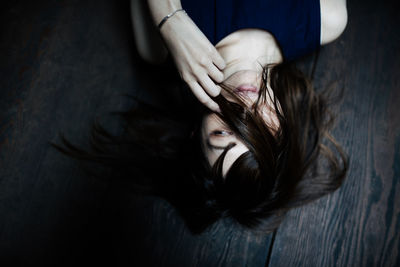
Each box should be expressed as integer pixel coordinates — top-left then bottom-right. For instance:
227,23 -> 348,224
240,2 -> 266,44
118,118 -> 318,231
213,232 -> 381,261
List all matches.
210,50 -> 226,70
207,63 -> 224,83
198,74 -> 221,97
188,81 -> 220,112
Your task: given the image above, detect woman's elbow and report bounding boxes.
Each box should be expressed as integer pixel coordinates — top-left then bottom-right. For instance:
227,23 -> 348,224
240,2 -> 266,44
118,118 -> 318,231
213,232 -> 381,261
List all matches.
320,2 -> 348,45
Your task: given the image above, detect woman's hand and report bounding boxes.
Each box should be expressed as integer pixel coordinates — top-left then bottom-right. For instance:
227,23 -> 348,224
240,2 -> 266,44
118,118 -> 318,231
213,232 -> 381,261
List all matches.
159,11 -> 226,112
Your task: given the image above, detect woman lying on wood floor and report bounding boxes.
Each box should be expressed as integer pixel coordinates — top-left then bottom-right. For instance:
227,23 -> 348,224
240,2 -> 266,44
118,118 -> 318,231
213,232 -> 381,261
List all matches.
52,0 -> 349,234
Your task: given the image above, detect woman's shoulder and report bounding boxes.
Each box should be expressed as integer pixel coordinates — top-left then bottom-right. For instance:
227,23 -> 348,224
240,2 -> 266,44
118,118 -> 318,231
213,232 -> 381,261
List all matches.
320,0 -> 348,45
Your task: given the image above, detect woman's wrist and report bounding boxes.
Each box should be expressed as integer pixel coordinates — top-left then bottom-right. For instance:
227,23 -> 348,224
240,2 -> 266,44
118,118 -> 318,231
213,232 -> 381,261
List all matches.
146,0 -> 182,26
158,9 -> 186,29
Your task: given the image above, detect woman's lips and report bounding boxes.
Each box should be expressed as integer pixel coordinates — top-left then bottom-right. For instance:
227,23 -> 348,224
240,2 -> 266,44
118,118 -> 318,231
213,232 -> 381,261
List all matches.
234,84 -> 259,95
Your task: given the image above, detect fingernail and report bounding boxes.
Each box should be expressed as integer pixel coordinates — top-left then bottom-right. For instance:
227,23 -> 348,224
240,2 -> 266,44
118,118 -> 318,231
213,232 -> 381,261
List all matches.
212,89 -> 220,97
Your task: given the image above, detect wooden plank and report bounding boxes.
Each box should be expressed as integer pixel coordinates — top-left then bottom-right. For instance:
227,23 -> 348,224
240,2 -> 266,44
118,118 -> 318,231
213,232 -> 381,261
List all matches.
268,0 -> 400,266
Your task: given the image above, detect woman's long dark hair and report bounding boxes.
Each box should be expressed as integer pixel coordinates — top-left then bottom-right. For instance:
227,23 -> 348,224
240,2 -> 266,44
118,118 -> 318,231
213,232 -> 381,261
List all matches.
51,61 -> 348,234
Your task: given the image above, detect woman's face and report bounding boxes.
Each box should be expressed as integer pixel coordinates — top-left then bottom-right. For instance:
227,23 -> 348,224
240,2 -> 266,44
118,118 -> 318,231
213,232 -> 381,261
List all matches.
201,30 -> 283,175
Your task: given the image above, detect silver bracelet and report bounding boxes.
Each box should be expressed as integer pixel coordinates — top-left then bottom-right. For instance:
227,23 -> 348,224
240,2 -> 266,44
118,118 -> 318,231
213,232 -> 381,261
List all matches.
158,8 -> 186,30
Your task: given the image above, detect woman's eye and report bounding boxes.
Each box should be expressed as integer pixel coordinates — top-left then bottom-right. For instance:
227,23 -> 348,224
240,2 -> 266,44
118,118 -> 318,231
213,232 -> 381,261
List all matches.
210,130 -> 233,137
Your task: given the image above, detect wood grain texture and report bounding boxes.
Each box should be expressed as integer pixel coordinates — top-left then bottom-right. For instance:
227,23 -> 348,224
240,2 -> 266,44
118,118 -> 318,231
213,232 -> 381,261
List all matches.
0,1 -> 274,266
99,189 -> 274,267
0,0 -> 140,265
268,0 -> 400,266
2,0 -> 399,266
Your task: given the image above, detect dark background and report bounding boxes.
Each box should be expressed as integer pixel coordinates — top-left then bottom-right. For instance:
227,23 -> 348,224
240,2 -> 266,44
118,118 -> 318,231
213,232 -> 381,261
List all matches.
1,0 -> 399,266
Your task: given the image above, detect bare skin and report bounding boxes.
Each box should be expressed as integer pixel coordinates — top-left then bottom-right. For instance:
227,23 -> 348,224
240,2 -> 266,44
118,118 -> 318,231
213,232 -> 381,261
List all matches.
131,0 -> 348,174
133,0 -> 347,111
201,29 -> 283,176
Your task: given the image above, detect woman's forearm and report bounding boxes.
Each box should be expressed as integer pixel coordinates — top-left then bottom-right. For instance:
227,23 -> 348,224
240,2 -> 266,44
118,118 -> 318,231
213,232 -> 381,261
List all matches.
146,0 -> 182,26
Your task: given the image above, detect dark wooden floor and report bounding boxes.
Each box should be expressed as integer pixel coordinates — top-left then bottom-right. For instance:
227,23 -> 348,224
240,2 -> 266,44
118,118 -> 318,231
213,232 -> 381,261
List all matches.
0,0 -> 399,266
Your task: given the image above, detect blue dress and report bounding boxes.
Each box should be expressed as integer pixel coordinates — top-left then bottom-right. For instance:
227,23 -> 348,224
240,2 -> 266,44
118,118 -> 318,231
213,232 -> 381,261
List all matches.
180,0 -> 321,61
